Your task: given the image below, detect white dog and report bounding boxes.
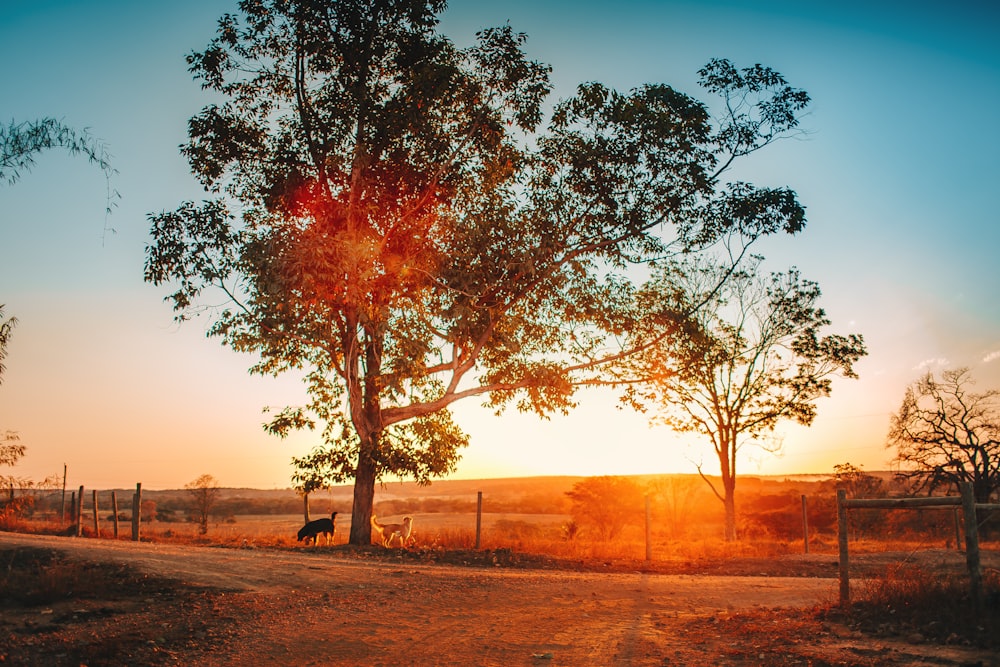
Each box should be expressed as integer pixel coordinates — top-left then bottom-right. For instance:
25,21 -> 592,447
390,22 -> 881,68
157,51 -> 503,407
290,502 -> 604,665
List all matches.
370,515 -> 414,548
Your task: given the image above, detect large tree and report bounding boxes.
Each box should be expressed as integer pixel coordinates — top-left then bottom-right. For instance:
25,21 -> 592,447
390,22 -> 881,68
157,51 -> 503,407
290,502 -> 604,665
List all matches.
888,367 -> 1000,504
623,256 -> 866,540
144,0 -> 811,544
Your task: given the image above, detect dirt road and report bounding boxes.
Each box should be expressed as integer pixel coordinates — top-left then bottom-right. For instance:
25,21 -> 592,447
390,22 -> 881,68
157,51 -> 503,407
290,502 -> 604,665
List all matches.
2,532 -> 996,666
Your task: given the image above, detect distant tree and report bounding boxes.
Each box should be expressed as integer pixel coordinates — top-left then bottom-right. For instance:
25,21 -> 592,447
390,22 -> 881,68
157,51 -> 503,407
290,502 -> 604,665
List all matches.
566,476 -> 645,541
144,0 -> 812,545
888,367 -> 1000,504
624,256 -> 867,541
0,305 -> 15,385
290,444 -> 342,522
647,475 -> 701,539
185,474 -> 221,535
832,462 -> 884,499
832,462 -> 885,539
140,499 -> 158,523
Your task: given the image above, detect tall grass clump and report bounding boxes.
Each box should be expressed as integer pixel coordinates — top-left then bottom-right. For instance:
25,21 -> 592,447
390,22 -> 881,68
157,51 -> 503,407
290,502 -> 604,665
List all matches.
849,564 -> 1000,649
0,547 -> 116,605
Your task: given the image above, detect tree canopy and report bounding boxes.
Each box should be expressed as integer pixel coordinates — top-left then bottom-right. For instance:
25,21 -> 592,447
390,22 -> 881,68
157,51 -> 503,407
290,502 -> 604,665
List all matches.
889,367 -> 1000,504
622,255 -> 866,540
144,0 -> 811,544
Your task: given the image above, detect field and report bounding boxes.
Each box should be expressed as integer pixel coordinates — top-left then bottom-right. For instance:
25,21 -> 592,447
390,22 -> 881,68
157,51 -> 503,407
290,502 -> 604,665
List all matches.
2,475 -> 999,665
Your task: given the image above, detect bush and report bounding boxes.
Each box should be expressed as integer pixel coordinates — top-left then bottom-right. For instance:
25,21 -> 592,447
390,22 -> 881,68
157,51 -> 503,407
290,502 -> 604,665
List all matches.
847,565 -> 1000,650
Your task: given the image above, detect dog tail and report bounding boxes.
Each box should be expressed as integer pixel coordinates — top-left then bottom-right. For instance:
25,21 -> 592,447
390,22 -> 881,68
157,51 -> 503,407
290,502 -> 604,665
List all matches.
370,514 -> 382,529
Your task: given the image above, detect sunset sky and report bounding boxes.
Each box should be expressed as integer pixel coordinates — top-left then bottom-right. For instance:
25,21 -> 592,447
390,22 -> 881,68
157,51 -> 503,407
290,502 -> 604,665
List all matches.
1,0 -> 998,490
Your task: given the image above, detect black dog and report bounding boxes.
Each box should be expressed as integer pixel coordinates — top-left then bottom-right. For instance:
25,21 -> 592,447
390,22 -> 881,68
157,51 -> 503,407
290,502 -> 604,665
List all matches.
297,512 -> 337,546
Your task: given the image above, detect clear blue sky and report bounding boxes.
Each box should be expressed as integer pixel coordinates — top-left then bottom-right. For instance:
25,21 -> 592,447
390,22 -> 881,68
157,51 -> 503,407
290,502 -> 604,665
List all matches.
1,0 -> 998,489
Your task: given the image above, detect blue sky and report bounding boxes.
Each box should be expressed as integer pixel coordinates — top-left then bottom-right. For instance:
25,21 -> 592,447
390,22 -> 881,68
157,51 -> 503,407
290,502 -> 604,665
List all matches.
1,0 -> 998,489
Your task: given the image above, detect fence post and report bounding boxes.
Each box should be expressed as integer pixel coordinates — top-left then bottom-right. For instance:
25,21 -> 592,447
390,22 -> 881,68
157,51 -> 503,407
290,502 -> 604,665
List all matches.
76,485 -> 84,537
92,490 -> 100,538
837,489 -> 849,607
112,491 -> 119,539
960,482 -> 983,612
60,464 -> 67,523
131,482 -> 142,542
953,508 -> 962,550
645,494 -> 652,562
801,494 -> 810,554
475,491 -> 483,550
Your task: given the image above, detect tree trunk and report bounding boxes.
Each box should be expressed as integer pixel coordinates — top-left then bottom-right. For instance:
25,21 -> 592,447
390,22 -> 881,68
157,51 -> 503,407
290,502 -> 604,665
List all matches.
348,445 -> 377,545
723,490 -> 737,542
723,472 -> 737,542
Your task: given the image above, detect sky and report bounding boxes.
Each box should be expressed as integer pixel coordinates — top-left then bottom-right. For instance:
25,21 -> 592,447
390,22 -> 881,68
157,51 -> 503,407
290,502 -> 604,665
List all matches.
1,0 -> 998,490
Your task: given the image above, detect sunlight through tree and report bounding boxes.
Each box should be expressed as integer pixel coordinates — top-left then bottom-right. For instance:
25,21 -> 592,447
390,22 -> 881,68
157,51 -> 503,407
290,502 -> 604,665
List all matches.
623,256 -> 866,540
145,0 -> 812,545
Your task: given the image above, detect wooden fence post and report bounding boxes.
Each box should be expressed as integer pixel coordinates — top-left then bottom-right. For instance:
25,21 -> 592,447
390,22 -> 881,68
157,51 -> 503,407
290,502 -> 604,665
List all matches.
112,491 -> 119,539
837,489 -> 849,607
960,482 -> 983,612
475,491 -> 483,550
801,494 -> 810,554
953,508 -> 962,550
645,495 -> 652,562
76,485 -> 84,537
60,464 -> 67,523
131,482 -> 142,542
92,490 -> 100,538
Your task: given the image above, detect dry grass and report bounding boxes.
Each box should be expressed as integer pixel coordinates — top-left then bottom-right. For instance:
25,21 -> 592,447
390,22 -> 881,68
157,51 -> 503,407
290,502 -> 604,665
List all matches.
8,511 -> 811,562
840,564 -> 1000,650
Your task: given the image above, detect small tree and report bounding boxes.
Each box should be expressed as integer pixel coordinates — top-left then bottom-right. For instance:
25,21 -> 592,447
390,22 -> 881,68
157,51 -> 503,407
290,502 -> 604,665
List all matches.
888,367 -> 1000,504
625,255 -> 866,541
832,462 -> 884,499
647,475 -> 701,539
185,474 -> 221,535
566,476 -> 645,541
833,462 -> 885,539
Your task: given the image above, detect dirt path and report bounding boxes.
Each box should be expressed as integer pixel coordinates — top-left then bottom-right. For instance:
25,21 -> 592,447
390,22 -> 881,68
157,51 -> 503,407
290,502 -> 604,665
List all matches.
2,532 -> 996,666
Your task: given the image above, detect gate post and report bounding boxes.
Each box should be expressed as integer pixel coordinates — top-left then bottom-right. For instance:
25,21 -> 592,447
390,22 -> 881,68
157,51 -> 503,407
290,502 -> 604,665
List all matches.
801,494 -> 810,554
837,489 -> 849,607
960,482 -> 983,612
